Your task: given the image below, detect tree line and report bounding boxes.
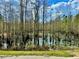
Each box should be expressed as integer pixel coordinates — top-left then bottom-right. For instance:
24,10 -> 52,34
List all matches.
0,0 -> 79,50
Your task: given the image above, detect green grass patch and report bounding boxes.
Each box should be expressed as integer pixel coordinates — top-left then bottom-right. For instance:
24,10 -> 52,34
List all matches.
0,50 -> 73,57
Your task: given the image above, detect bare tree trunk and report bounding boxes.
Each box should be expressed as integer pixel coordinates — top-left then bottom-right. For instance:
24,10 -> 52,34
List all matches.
20,0 -> 24,49
42,0 -> 47,46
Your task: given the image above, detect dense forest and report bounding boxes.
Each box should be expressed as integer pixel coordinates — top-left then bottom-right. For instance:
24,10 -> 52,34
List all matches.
0,0 -> 79,50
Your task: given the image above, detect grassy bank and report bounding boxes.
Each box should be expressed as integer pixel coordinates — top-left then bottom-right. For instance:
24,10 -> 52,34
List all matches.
0,50 -> 73,57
